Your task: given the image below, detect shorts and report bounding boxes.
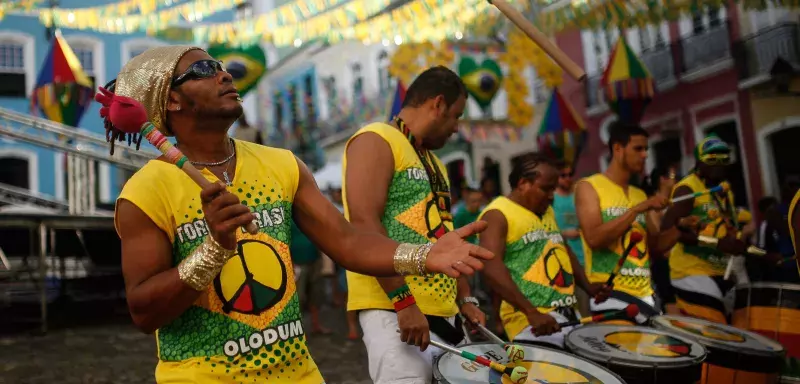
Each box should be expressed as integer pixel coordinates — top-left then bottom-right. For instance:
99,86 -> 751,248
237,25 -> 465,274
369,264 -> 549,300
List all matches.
500,303 -> 581,349
295,258 -> 326,307
590,292 -> 658,325
672,274 -> 733,324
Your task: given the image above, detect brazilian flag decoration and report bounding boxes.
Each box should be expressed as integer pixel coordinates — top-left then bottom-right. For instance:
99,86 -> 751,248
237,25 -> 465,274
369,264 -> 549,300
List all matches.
458,56 -> 503,111
207,43 -> 267,97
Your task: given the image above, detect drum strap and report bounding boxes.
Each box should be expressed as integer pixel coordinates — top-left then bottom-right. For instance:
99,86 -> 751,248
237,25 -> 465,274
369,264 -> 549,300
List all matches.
608,291 -> 661,317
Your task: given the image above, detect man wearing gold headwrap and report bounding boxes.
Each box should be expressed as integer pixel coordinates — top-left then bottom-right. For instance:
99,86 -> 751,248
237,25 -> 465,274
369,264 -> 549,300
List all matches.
113,47 -> 493,383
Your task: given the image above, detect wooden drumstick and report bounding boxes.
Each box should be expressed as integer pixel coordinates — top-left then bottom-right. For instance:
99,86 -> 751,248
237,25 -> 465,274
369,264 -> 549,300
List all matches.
558,304 -> 639,327
487,0 -> 586,82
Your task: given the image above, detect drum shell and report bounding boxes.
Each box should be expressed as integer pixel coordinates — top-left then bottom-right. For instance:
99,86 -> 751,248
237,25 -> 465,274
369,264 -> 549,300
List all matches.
565,325 -> 706,384
733,283 -> 800,381
652,315 -> 784,384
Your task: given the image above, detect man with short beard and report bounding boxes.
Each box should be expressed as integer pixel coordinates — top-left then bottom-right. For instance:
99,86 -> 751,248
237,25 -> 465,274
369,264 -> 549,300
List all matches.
343,66 -> 486,383
112,47 -> 492,383
575,122 -> 668,324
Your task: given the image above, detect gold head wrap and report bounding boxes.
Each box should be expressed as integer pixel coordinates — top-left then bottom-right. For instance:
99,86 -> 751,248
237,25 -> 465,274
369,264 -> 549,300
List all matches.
115,45 -> 204,136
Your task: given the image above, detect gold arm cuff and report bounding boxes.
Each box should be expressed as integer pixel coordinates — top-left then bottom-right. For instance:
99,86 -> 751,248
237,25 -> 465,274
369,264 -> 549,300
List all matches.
178,236 -> 237,291
393,243 -> 421,276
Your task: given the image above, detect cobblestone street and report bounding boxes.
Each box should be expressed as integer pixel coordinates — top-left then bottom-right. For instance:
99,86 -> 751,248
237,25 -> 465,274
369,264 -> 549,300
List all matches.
0,303 -> 372,384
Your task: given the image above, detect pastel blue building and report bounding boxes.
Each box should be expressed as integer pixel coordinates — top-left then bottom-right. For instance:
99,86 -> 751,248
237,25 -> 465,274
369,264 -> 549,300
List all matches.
0,0 -> 245,211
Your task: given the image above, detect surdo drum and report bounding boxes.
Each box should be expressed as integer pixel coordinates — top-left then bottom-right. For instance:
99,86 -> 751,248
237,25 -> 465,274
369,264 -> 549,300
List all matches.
433,342 -> 624,384
652,315 -> 784,384
566,324 -> 707,384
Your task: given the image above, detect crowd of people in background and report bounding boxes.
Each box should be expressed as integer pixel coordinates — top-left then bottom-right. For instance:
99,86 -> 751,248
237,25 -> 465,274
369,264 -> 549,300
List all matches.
232,111 -> 800,341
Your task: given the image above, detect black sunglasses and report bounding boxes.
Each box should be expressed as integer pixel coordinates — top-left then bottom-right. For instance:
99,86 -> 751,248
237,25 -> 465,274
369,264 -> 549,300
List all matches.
171,59 -> 225,88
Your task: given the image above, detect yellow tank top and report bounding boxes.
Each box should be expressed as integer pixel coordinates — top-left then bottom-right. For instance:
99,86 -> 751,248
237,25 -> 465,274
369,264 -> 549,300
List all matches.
116,140 -> 323,384
581,174 -> 653,298
343,122 -> 457,317
479,197 -> 576,312
790,189 -> 800,272
669,173 -> 737,279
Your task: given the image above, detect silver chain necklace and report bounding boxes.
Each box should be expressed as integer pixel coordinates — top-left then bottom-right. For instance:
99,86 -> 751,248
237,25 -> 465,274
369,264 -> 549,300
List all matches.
190,138 -> 236,186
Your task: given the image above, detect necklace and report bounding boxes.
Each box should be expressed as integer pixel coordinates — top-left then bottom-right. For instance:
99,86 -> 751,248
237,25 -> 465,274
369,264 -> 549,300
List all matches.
190,138 -> 236,167
189,138 -> 236,186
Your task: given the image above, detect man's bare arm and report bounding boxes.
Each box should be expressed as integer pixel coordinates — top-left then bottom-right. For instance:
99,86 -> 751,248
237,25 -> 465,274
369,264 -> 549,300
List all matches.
118,200 -> 205,333
479,210 -> 536,314
575,181 -> 641,250
658,186 -> 697,251
340,133 -> 408,295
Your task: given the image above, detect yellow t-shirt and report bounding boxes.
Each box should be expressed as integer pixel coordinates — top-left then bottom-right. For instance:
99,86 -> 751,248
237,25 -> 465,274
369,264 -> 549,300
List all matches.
116,140 -> 323,384
479,197 -> 575,339
580,174 -> 653,298
343,122 -> 457,317
669,173 -> 737,279
790,189 -> 800,273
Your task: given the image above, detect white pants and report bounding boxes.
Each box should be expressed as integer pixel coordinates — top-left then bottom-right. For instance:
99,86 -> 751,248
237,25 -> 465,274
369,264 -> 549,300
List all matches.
509,310 -> 579,349
590,295 -> 656,324
359,310 -> 457,384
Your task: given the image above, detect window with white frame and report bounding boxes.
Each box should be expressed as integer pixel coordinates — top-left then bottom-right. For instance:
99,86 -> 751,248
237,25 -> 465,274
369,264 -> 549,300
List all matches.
679,6 -> 727,36
750,3 -> 790,32
582,28 -> 620,75
0,40 -> 27,97
72,45 -> 96,89
122,39 -> 167,65
377,50 -> 390,91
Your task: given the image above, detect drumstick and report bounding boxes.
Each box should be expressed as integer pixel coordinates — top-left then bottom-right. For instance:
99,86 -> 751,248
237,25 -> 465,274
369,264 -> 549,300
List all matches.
671,183 -> 730,203
429,338 -> 529,383
95,87 -> 258,235
606,232 -> 643,287
487,0 -> 586,82
472,321 -> 525,364
557,304 -> 639,327
697,235 -> 766,256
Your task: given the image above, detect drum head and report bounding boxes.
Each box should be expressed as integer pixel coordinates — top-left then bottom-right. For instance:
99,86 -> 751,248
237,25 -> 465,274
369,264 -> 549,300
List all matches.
565,324 -> 707,369
433,342 -> 625,384
652,315 -> 784,356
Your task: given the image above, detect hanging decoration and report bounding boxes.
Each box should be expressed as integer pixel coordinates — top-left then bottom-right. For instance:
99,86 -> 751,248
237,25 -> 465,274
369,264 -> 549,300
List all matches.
206,43 -> 267,97
30,32 -> 95,128
601,38 -> 655,124
0,0 -> 43,21
458,57 -> 503,111
499,26 -> 563,128
388,41 -> 458,85
535,0 -> 796,33
39,0 -> 245,34
537,88 -> 586,166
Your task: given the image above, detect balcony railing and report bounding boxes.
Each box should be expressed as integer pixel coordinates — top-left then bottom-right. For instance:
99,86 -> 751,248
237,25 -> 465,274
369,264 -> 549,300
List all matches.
641,44 -> 676,87
734,22 -> 800,82
680,24 -> 732,73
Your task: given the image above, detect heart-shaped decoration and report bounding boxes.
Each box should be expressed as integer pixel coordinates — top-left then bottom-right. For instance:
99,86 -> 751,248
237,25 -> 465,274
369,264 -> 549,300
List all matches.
458,57 -> 504,109
207,43 -> 268,97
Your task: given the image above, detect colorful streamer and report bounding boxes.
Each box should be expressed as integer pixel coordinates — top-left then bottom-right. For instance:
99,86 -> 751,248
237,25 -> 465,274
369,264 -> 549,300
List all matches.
600,38 -> 655,124
537,88 -> 587,165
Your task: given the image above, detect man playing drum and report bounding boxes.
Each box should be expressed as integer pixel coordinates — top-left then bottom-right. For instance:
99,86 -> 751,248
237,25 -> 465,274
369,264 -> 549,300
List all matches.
343,66 -> 487,383
575,122 -> 668,324
659,135 -> 749,323
479,153 -> 610,348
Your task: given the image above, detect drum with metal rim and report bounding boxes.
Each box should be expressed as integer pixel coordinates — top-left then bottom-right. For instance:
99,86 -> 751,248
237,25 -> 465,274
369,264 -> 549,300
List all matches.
732,282 -> 800,382
433,342 -> 625,384
652,315 -> 784,383
566,324 -> 707,384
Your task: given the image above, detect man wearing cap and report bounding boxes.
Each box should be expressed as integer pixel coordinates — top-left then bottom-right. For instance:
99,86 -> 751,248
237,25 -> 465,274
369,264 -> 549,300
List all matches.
111,46 -> 492,383
659,135 -> 749,323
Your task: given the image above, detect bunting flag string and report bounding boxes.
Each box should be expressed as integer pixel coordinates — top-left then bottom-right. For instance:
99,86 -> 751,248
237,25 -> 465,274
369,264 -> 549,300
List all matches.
39,0 -> 245,33
538,0 -> 800,33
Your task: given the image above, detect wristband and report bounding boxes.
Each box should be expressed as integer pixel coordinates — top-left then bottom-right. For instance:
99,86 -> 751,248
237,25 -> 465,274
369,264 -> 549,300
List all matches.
393,295 -> 417,311
178,236 -> 236,291
388,284 -> 412,300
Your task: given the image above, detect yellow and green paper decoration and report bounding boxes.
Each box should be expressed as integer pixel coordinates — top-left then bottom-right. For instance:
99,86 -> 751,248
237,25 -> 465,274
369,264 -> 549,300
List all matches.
537,88 -> 586,166
601,37 -> 655,124
206,43 -> 267,97
459,56 -> 503,111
